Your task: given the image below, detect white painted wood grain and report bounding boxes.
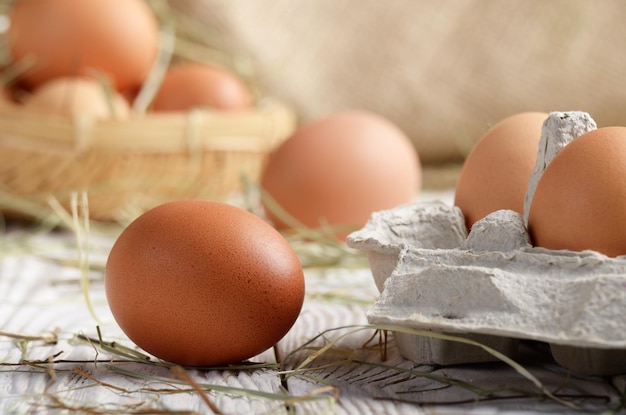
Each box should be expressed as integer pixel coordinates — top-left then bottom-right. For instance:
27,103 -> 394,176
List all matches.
0,192 -> 624,414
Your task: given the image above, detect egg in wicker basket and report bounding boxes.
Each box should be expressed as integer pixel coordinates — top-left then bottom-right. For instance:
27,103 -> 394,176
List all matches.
0,98 -> 295,222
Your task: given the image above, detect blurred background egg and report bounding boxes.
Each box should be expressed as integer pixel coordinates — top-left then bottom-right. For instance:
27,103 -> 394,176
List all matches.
528,126 -> 626,257
105,200 -> 305,367
0,87 -> 14,107
6,0 -> 159,91
151,62 -> 252,111
23,77 -> 130,119
454,112 -> 548,230
260,110 -> 422,239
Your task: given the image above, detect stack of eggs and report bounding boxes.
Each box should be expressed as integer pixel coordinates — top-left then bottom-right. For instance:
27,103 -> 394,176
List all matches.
2,0 -> 251,116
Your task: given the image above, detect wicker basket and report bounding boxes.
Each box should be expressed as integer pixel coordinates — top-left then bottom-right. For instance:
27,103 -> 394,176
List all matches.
0,99 -> 296,222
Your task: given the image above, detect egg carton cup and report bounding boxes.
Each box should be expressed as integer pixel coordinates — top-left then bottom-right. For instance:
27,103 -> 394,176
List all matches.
346,111 -> 626,375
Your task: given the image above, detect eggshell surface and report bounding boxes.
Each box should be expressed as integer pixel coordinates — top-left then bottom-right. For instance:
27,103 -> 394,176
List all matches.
105,200 -> 305,367
454,112 -> 547,230
151,63 -> 252,111
528,126 -> 626,257
6,0 -> 159,91
260,110 -> 421,239
24,77 -> 130,119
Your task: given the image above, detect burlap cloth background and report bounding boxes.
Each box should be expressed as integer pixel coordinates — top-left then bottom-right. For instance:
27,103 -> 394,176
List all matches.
176,0 -> 626,167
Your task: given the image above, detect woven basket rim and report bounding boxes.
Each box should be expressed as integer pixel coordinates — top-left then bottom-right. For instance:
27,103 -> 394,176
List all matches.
0,98 -> 295,154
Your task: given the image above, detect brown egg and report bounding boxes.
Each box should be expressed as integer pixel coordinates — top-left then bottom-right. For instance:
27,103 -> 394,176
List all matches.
6,0 -> 159,91
151,63 -> 252,112
260,110 -> 422,239
24,77 -> 130,119
454,112 -> 548,230
105,200 -> 305,367
528,127 -> 626,257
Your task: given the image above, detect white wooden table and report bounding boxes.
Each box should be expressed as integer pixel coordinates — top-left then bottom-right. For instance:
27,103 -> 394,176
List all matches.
1,190 -> 624,414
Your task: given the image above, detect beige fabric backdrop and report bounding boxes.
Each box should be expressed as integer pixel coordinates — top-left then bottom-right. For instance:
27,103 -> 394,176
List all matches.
176,0 -> 626,164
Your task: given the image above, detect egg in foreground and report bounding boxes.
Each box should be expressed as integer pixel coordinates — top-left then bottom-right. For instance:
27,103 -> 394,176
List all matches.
105,200 -> 305,367
528,126 -> 626,257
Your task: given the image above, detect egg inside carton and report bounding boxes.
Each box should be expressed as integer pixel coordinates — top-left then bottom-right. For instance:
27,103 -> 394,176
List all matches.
347,111 -> 626,376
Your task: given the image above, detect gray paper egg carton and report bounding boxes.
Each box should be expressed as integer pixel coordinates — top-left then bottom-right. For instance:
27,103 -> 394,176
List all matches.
347,111 -> 626,376
347,201 -> 626,375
